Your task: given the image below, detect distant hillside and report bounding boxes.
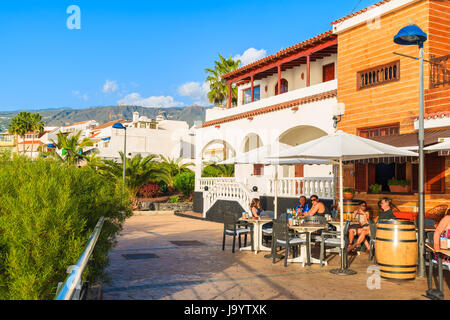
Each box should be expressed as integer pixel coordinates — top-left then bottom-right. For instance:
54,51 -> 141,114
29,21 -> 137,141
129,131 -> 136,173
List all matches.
0,105 -> 207,131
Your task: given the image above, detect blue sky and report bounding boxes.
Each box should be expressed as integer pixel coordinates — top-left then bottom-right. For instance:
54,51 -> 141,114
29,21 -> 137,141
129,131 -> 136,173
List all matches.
0,0 -> 377,111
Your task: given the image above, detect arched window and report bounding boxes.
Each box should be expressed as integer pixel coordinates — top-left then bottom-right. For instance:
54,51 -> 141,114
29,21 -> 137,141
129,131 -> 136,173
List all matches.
275,79 -> 288,95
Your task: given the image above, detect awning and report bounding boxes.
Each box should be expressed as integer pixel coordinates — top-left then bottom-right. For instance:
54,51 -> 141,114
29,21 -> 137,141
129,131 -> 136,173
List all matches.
345,129 -> 450,163
368,129 -> 450,148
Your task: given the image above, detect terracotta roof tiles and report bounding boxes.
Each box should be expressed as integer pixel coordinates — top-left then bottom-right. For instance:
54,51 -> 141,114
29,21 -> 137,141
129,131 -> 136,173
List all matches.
331,0 -> 392,25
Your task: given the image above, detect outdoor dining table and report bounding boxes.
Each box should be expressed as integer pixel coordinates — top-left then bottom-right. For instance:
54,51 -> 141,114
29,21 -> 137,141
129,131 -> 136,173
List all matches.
288,223 -> 328,267
238,217 -> 273,254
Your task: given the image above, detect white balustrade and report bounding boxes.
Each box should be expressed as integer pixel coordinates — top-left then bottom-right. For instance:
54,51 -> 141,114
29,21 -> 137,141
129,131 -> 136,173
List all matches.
267,177 -> 335,199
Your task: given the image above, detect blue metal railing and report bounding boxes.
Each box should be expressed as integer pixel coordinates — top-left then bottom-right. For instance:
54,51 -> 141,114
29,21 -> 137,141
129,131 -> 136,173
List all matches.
55,216 -> 105,300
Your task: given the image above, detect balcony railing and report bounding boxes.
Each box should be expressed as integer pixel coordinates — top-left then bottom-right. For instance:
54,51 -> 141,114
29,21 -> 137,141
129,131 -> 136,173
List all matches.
267,177 -> 335,199
205,80 -> 337,122
431,54 -> 450,88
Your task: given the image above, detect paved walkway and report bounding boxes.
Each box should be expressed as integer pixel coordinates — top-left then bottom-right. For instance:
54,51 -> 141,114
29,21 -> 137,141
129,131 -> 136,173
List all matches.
102,214 -> 450,300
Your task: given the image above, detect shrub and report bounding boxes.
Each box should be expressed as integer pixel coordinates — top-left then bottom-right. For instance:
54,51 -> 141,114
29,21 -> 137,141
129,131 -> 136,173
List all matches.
169,196 -> 180,203
387,178 -> 409,187
158,181 -> 169,195
0,157 -> 132,299
369,184 -> 382,194
173,172 -> 195,197
139,182 -> 160,198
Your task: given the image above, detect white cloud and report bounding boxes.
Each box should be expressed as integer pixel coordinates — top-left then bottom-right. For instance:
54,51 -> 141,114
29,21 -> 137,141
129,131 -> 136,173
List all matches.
72,90 -> 89,101
234,48 -> 267,67
117,93 -> 184,108
103,80 -> 119,94
177,82 -> 210,106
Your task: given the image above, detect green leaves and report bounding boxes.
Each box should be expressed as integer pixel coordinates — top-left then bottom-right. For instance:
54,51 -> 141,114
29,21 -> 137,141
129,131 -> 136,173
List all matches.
0,157 -> 131,299
205,54 -> 240,107
201,162 -> 235,177
45,131 -> 94,166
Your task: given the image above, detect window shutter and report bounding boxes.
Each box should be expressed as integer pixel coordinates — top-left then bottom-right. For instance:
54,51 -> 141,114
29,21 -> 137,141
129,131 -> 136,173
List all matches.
368,163 -> 376,187
355,163 -> 367,192
412,163 -> 418,193
425,153 -> 445,194
253,164 -> 264,176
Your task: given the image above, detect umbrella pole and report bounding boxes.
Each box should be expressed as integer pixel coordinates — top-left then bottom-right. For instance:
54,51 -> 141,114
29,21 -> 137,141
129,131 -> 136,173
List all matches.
330,157 -> 357,275
265,165 -> 283,259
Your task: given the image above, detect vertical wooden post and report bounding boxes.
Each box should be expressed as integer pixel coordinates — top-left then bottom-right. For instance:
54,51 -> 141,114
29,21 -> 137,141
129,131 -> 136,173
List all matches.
306,55 -> 311,87
250,75 -> 254,102
277,64 -> 281,95
227,82 -> 232,109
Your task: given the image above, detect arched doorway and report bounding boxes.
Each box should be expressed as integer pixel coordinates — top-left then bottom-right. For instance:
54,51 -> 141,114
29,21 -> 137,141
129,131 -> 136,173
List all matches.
278,125 -> 328,179
201,139 -> 236,163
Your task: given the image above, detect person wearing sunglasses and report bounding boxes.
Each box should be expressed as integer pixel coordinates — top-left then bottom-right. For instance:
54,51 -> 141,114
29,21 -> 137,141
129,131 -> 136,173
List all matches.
304,195 -> 326,217
347,201 -> 371,254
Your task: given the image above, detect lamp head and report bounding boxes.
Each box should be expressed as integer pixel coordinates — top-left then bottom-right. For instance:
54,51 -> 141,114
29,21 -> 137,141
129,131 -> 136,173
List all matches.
394,24 -> 427,46
113,122 -> 126,130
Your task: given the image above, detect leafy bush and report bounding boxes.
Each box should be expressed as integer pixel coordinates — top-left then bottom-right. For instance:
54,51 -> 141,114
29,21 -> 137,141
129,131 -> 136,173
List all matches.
169,196 -> 180,203
387,178 -> 409,187
139,182 -> 160,198
369,184 -> 382,194
174,172 -> 195,197
343,188 -> 355,194
201,164 -> 234,177
158,181 -> 169,195
0,157 -> 132,300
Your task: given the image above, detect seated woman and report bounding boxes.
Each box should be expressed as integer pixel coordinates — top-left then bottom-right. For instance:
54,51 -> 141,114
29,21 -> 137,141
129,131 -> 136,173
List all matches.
304,195 -> 326,217
250,198 -> 262,220
294,196 -> 310,215
347,201 -> 370,253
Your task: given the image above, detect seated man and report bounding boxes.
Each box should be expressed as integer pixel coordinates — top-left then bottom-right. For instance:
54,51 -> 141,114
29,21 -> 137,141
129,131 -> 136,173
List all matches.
376,197 -> 397,221
304,195 -> 326,217
434,214 -> 450,252
294,196 -> 310,215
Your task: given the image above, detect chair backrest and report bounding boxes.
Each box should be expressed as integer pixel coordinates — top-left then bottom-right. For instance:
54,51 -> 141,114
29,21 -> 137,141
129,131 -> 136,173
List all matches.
273,219 -> 289,242
369,221 -> 377,239
304,215 -> 326,225
223,213 -> 238,231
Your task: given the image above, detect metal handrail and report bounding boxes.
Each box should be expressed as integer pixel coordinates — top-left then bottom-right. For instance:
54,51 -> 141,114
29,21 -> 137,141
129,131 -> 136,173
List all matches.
55,216 -> 105,300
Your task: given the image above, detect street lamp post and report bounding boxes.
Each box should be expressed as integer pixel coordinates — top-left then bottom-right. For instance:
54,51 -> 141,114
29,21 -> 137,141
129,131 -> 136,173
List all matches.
394,24 -> 427,278
113,122 -> 127,192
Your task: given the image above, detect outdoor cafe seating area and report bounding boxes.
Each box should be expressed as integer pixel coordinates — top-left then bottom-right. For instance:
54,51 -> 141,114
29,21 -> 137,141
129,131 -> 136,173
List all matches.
221,199 -> 450,299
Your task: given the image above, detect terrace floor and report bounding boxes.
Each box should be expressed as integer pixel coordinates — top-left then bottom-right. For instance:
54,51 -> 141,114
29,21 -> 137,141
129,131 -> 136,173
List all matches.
102,213 -> 450,300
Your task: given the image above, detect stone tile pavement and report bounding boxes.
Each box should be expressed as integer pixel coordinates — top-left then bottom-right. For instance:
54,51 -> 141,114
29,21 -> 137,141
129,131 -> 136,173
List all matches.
101,213 -> 450,300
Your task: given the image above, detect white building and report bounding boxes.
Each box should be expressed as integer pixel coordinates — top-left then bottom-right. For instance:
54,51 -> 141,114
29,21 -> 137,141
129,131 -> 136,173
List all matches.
93,113 -> 196,163
194,31 -> 340,221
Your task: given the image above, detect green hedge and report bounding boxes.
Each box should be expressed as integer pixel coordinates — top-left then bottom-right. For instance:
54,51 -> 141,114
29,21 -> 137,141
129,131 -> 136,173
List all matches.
173,172 -> 195,197
0,157 -> 132,300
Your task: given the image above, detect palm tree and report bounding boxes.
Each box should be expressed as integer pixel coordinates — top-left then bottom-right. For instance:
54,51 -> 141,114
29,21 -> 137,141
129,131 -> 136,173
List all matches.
9,111 -> 32,156
29,113 -> 45,159
202,162 -> 235,177
158,155 -> 194,189
47,131 -> 93,166
205,54 -> 240,107
102,153 -> 164,208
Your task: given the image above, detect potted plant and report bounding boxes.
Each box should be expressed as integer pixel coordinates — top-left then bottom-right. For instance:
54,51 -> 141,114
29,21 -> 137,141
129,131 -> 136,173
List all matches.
343,188 -> 355,200
387,178 -> 411,193
369,184 -> 382,194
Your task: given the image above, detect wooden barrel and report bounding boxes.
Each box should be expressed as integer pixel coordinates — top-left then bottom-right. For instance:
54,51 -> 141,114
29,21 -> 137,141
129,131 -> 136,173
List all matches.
343,199 -> 360,221
375,219 -> 418,280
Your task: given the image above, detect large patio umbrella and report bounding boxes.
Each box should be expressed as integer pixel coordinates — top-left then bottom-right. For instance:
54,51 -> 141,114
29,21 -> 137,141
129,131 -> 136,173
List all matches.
424,140 -> 450,151
220,142 -> 329,219
273,130 -> 418,275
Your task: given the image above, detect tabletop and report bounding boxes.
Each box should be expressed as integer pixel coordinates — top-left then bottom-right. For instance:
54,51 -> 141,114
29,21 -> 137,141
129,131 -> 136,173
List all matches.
239,217 -> 273,223
290,224 -> 327,232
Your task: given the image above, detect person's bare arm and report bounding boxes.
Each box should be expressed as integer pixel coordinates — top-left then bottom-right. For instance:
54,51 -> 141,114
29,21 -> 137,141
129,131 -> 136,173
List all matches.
434,215 -> 450,251
307,204 -> 318,216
